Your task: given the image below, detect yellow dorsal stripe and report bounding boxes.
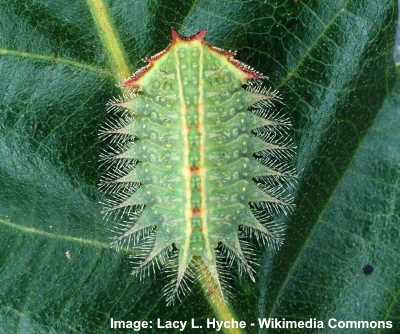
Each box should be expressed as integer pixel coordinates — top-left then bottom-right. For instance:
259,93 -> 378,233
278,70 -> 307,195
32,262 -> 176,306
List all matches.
174,45 -> 192,278
198,45 -> 213,261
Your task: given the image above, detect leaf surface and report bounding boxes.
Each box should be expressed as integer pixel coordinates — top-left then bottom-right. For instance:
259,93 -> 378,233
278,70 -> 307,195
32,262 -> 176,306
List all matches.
0,0 -> 398,333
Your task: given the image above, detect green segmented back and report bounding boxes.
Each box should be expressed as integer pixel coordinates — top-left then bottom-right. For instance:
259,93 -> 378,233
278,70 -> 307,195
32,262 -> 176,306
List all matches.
99,30 -> 296,304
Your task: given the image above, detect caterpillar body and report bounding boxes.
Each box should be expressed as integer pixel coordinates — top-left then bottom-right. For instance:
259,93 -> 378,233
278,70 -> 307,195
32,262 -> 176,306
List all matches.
99,30 -> 295,304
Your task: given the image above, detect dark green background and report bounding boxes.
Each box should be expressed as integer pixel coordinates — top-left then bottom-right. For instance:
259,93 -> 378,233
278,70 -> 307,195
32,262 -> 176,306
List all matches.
0,0 -> 399,333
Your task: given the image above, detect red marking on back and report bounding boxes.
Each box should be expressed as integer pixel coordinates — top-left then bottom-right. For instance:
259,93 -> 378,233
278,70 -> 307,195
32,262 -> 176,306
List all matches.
122,65 -> 151,89
208,45 -> 237,58
171,29 -> 208,43
122,46 -> 171,89
190,166 -> 201,176
121,28 -> 264,89
191,208 -> 202,218
207,45 -> 266,80
171,29 -> 181,42
148,46 -> 171,64
228,58 -> 266,80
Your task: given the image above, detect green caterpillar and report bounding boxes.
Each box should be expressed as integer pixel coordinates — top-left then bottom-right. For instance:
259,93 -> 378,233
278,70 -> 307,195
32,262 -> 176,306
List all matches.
99,30 -> 295,304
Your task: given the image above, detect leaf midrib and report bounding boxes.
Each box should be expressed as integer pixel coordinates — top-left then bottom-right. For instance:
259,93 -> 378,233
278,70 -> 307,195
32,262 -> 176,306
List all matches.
0,48 -> 111,76
86,0 -> 131,81
0,218 -> 110,250
276,0 -> 350,90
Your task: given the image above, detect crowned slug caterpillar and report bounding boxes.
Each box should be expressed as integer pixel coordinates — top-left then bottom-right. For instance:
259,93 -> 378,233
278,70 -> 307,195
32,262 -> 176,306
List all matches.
99,30 -> 296,304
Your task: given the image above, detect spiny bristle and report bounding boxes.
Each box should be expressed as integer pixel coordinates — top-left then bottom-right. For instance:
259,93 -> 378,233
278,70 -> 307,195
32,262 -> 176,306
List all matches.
255,161 -> 297,189
100,186 -> 143,223
98,140 -> 139,172
217,242 -> 255,282
109,216 -> 156,251
256,155 -> 296,175
254,195 -> 295,217
254,130 -> 296,160
251,107 -> 292,129
247,81 -> 282,108
255,155 -> 297,180
203,256 -> 234,303
98,143 -> 127,163
237,238 -> 261,268
130,245 -> 173,281
98,160 -> 138,192
239,218 -> 286,252
258,181 -> 294,200
163,257 -> 196,306
254,127 -> 295,147
106,90 -> 137,113
98,114 -> 134,144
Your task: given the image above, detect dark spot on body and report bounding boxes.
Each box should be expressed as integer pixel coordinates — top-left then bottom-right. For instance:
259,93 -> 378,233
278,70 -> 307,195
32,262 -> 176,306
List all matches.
363,264 -> 374,275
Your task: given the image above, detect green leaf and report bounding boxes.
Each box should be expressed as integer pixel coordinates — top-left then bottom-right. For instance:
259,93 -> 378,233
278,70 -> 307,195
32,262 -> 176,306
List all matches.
0,0 -> 398,333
